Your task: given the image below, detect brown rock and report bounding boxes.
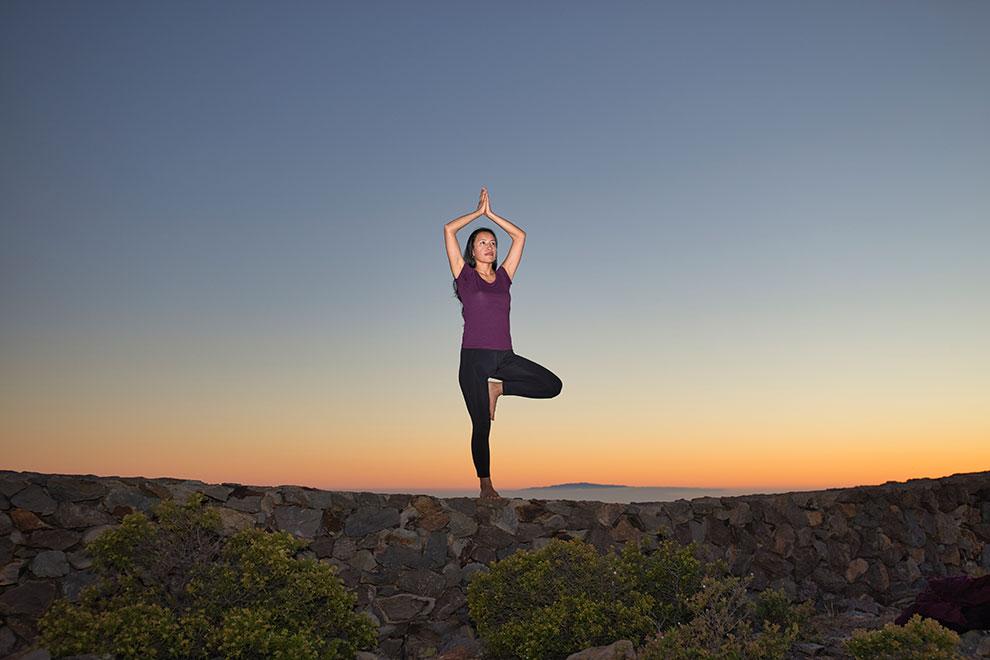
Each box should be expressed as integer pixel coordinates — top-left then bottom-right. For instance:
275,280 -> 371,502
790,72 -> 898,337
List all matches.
26,528 -> 81,551
419,511 -> 450,532
10,509 -> 49,532
0,580 -> 57,616
846,558 -> 868,582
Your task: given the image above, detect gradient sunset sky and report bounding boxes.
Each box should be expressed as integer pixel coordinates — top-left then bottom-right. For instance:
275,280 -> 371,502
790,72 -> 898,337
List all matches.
2,2 -> 988,493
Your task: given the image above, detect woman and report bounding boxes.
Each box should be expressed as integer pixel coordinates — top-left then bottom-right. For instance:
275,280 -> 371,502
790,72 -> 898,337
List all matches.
443,187 -> 563,500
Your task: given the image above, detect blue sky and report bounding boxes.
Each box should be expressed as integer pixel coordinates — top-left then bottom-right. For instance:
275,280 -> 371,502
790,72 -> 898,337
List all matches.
2,1 -> 988,491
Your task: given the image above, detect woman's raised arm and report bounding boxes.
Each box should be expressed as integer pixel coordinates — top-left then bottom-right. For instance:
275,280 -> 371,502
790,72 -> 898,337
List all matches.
443,188 -> 487,278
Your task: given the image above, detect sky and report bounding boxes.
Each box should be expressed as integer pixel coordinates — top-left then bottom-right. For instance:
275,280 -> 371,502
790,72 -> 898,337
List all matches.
2,1 -> 988,495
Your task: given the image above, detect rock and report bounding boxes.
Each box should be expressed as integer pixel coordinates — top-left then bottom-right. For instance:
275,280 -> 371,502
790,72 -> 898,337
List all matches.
565,639 -> 636,659
62,569 -> 100,602
7,649 -> 53,660
10,486 -> 57,515
419,510 -> 450,532
374,593 -> 435,623
397,568 -> 447,599
81,524 -> 116,545
226,494 -> 262,513
214,506 -> 256,534
0,626 -> 15,657
435,587 -> 467,619
103,487 -> 157,516
345,507 -> 401,537
54,501 -> 115,529
29,550 -> 70,578
273,505 -> 323,538
27,529 -> 81,551
1,560 -> 26,585
424,530 -> 448,568
45,476 -> 107,502
846,558 -> 868,582
447,510 -> 478,538
0,580 -> 57,616
10,510 -> 49,532
792,641 -> 826,655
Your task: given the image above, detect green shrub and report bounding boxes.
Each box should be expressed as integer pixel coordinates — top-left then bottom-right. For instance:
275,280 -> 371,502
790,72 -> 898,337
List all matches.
752,587 -> 816,642
466,537 -> 710,659
38,493 -> 378,659
637,574 -> 802,660
843,613 -> 962,660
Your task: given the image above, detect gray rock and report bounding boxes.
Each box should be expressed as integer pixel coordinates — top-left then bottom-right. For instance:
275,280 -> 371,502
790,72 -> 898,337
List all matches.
396,568 -> 446,599
345,506 -> 400,537
0,475 -> 31,498
378,543 -> 429,570
62,569 -> 100,602
45,476 -> 108,502
447,510 -> 478,538
10,485 -> 57,515
435,586 -> 467,619
226,494 -> 262,513
273,505 -> 323,538
30,550 -> 70,577
424,529 -> 448,568
374,593 -> 435,623
348,549 -> 378,572
54,501 -> 115,529
103,487 -> 157,515
461,562 -> 488,583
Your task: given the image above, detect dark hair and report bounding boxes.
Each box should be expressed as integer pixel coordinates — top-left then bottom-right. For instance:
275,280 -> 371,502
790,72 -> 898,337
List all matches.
452,227 -> 498,306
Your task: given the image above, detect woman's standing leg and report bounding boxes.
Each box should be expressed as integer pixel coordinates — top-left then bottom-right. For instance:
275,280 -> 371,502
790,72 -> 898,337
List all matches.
459,348 -> 502,499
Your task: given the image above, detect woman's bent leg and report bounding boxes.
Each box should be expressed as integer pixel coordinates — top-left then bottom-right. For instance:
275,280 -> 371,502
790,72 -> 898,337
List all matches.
459,349 -> 499,478
494,351 -> 562,399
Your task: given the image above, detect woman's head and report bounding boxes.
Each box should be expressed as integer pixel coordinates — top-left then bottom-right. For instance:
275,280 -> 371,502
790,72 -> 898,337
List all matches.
452,227 -> 498,304
464,227 -> 497,267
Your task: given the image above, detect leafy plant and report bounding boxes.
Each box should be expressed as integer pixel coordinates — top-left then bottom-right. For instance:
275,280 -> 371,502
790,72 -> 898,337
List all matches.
637,574 -> 802,660
467,537 -> 701,659
843,613 -> 962,660
38,493 -> 378,659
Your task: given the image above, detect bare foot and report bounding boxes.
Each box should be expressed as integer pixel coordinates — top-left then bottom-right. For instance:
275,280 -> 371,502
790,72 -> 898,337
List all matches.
479,477 -> 502,500
488,380 -> 503,421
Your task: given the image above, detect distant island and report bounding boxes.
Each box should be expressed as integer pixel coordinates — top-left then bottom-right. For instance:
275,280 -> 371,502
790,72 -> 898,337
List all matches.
520,482 -> 628,490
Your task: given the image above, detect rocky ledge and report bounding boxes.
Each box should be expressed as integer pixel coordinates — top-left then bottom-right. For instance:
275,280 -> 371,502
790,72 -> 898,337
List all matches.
1,469 -> 988,658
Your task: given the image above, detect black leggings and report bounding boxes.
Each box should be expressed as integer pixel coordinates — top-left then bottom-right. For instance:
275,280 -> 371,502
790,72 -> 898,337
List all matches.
459,347 -> 563,479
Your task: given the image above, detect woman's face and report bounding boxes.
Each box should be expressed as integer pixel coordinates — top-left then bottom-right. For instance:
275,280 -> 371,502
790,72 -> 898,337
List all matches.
474,234 -> 497,262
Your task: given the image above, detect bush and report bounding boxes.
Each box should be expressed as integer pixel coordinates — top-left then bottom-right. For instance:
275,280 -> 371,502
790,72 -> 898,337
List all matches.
466,537 -> 704,659
843,613 -> 962,659
38,493 -> 378,659
752,587 -> 816,642
467,535 -> 816,660
637,575 -> 804,660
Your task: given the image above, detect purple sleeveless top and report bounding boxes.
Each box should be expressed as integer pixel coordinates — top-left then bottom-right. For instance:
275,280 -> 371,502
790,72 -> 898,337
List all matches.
455,263 -> 513,350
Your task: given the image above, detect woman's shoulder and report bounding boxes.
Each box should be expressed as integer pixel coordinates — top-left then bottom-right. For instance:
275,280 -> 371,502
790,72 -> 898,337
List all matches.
454,262 -> 474,281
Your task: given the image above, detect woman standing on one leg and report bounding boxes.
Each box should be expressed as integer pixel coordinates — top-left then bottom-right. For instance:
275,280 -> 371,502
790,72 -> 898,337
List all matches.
443,187 -> 563,500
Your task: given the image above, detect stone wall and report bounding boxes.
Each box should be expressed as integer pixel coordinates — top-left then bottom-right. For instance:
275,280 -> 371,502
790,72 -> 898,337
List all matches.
1,469 -> 988,658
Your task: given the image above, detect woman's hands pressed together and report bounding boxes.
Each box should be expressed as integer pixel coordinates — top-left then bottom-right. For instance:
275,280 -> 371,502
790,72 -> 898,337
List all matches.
475,187 -> 489,216
482,187 -> 493,216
